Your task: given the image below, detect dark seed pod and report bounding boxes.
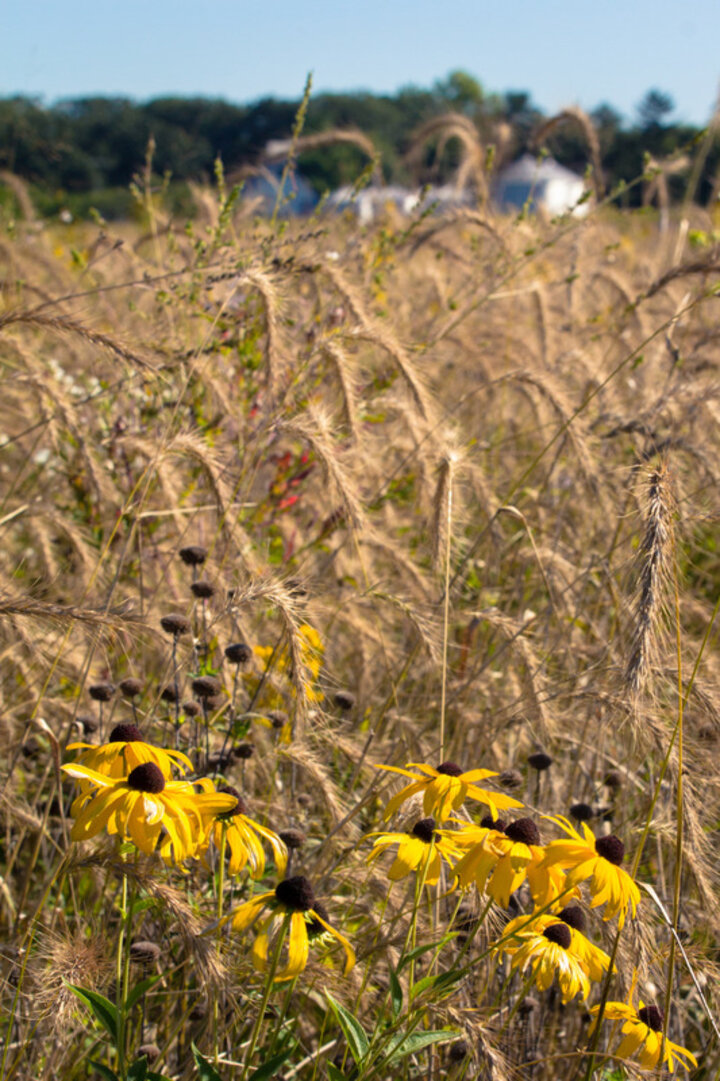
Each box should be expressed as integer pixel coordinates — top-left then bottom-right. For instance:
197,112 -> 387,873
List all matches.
558,905 -> 586,932
129,940 -> 161,965
233,742 -> 254,760
604,769 -> 622,790
436,761 -> 463,776
119,677 -> 143,698
527,751 -> 553,772
296,793 -> 312,808
179,545 -> 207,566
267,710 -> 288,730
207,751 -> 233,771
275,875 -> 315,912
127,763 -> 165,794
333,691 -> 356,711
448,1040 -> 469,1062
182,701 -> 201,717
504,818 -> 541,846
191,676 -> 222,700
412,817 -> 437,844
480,815 -> 506,831
543,923 -> 571,949
189,1003 -> 206,1021
279,828 -> 306,850
160,685 -> 180,704
191,579 -> 216,599
160,613 -> 191,637
109,723 -> 143,743
89,682 -> 115,702
204,694 -> 225,711
638,1004 -> 663,1032
570,802 -> 595,822
224,642 -> 252,665
79,715 -> 99,735
499,768 -> 524,790
595,835 -> 625,865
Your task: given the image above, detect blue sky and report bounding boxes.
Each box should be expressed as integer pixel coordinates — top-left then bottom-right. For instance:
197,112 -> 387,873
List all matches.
3,0 -> 719,125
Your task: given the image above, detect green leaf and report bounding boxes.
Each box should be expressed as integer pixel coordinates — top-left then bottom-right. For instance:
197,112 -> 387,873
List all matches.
128,1058 -> 148,1081
387,1029 -> 455,1064
388,967 -> 403,1018
409,969 -> 463,1001
247,1048 -> 293,1080
397,933 -> 456,971
326,1066 -> 346,1081
326,991 -> 369,1066
90,1064 -> 119,1081
66,984 -> 119,1043
125,975 -> 161,1014
191,1044 -> 224,1081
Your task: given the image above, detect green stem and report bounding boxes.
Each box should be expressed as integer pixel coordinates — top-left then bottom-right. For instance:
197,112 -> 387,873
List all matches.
241,914 -> 290,1081
115,864 -> 129,1081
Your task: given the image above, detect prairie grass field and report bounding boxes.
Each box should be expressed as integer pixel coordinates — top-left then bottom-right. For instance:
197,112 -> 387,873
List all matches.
1,155 -> 720,1081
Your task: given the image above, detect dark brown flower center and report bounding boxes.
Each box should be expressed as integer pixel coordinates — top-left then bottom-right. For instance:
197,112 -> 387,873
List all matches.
109,723 -> 143,743
412,817 -> 437,844
307,899 -> 329,936
279,828 -> 306,850
179,545 -> 207,566
543,923 -> 571,949
275,875 -> 315,912
638,1005 -> 663,1031
224,642 -> 251,665
480,815 -> 506,831
217,785 -> 248,816
595,835 -> 625,865
527,751 -> 553,771
504,818 -> 541,846
570,802 -> 594,822
191,676 -> 222,700
436,761 -> 463,777
127,762 -> 165,794
558,905 -> 586,932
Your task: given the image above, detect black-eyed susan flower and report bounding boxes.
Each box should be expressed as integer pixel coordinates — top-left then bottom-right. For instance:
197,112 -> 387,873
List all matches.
61,761 -> 236,863
500,904 -> 611,982
453,818 -> 567,909
366,817 -> 462,885
226,875 -> 355,981
375,761 -> 523,823
589,997 -> 697,1072
198,785 -> 288,879
503,922 -> 591,1002
67,723 -> 193,781
539,815 -> 641,928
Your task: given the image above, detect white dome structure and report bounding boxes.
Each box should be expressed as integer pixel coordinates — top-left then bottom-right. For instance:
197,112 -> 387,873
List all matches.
493,154 -> 590,217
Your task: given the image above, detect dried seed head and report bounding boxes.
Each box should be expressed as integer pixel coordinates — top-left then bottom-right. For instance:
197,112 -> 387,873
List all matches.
160,613 -> 191,637
129,940 -> 161,965
279,828 -> 306,850
543,923 -> 571,949
412,817 -> 437,844
89,682 -> 115,702
499,768 -> 524,790
191,676 -> 222,700
527,751 -> 553,772
480,816 -> 506,831
204,694 -> 225,711
604,769 -> 622,790
191,579 -> 216,599
109,723 -> 143,743
558,905 -> 586,932
334,691 -> 356,711
127,763 -> 165,794
275,875 -> 315,912
182,701 -> 201,717
119,678 -> 143,698
179,545 -> 207,566
137,1044 -> 160,1062
217,786 -> 248,816
207,751 -> 233,771
504,818 -> 541,846
224,642 -> 252,665
296,793 -> 312,808
594,835 -> 625,865
267,710 -> 288,730
436,761 -> 463,776
570,802 -> 595,822
638,1004 -> 663,1032
160,685 -> 180,704
233,742 -> 254,760
79,715 -> 98,735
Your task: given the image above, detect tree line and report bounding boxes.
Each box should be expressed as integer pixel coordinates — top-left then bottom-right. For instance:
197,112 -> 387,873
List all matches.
0,72 -> 715,217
